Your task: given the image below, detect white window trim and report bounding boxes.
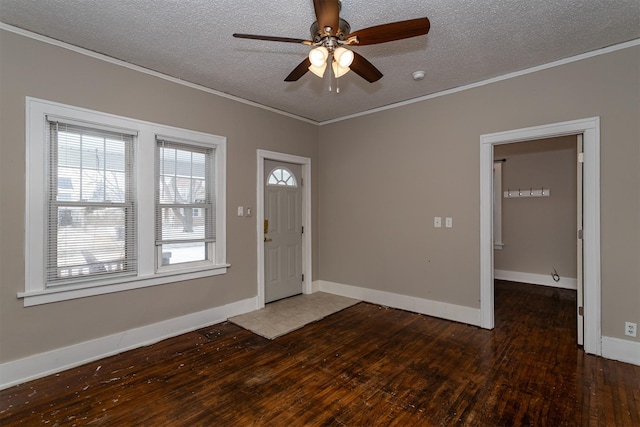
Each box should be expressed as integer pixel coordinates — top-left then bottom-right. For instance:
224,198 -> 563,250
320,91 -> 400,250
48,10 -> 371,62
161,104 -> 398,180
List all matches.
22,97 -> 228,306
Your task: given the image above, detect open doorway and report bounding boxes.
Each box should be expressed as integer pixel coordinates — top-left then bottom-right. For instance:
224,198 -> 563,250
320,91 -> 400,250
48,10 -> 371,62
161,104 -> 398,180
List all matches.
480,117 -> 601,356
493,136 -> 580,344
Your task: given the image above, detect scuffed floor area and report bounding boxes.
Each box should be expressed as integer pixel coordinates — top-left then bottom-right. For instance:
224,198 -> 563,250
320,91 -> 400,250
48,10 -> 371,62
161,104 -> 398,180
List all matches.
1,282 -> 639,426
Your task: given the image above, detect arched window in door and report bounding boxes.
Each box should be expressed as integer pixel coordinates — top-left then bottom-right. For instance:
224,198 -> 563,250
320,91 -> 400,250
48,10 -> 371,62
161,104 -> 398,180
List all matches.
267,167 -> 297,187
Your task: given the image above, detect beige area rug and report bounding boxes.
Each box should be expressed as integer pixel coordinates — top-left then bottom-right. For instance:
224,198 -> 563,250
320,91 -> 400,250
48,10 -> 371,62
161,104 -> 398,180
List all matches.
228,292 -> 360,339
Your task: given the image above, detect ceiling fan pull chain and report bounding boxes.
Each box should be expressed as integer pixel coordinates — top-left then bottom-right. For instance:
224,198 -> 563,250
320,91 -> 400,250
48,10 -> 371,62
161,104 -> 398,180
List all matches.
333,57 -> 340,94
327,56 -> 333,92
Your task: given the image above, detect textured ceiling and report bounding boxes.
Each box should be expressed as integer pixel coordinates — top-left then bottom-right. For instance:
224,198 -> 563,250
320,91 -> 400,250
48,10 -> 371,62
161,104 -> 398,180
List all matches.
1,0 -> 638,123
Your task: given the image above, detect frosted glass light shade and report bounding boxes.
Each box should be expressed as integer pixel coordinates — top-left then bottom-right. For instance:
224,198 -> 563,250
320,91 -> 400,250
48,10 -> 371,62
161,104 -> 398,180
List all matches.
308,46 -> 329,67
308,62 -> 327,78
334,47 -> 354,68
331,61 -> 350,77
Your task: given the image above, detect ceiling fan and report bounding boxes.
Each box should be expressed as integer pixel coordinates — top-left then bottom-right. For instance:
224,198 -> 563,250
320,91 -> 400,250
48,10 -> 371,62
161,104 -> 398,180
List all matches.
233,0 -> 430,84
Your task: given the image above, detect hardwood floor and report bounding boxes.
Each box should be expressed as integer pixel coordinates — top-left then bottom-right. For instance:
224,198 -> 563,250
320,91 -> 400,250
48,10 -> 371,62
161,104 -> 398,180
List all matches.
1,281 -> 639,426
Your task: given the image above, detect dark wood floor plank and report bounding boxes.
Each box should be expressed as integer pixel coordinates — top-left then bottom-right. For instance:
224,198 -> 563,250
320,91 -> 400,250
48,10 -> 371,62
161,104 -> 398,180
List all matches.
1,281 -> 639,426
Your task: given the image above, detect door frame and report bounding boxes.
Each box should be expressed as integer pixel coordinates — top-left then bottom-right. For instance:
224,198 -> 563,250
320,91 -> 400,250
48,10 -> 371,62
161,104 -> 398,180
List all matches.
479,117 -> 601,356
256,150 -> 312,309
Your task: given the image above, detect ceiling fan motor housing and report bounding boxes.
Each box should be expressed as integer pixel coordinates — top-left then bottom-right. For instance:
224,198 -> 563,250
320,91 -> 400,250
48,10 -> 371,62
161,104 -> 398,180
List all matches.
310,18 -> 351,50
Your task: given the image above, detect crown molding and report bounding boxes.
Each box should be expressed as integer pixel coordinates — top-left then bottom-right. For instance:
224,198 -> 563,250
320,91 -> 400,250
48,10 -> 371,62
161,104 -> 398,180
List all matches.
2,23 -> 638,126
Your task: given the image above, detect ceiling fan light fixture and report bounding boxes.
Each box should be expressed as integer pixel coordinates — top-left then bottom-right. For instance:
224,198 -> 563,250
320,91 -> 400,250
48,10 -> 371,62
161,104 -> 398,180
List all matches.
235,3 -> 430,84
308,62 -> 327,78
331,60 -> 350,78
334,47 -> 354,68
308,46 -> 329,67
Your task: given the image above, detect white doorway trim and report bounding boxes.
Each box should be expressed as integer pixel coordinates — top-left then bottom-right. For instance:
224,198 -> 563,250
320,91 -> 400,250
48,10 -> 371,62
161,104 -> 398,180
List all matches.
256,150 -> 312,309
479,117 -> 601,356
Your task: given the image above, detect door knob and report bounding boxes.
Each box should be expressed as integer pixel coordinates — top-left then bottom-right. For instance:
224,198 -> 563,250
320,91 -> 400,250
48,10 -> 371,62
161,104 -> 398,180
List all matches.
264,237 -> 272,242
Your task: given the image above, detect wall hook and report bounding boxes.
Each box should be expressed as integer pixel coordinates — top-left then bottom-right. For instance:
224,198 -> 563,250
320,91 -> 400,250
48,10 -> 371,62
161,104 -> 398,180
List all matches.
504,187 -> 551,198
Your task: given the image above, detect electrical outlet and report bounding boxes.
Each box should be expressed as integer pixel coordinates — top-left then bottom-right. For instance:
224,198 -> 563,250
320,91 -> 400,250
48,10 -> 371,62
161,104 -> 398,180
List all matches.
625,322 -> 637,337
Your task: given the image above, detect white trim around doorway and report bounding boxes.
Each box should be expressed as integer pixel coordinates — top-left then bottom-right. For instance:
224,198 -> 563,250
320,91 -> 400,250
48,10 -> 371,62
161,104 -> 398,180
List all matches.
256,150 -> 312,309
479,117 -> 601,356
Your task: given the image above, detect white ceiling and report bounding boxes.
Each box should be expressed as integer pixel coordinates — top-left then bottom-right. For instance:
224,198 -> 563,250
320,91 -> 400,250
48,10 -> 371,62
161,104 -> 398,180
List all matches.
1,0 -> 638,123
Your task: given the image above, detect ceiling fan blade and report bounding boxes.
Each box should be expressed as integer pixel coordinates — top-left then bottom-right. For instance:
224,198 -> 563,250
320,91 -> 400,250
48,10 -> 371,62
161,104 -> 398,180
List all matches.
349,52 -> 383,83
284,58 -> 312,82
313,0 -> 340,36
347,17 -> 430,46
233,33 -> 313,45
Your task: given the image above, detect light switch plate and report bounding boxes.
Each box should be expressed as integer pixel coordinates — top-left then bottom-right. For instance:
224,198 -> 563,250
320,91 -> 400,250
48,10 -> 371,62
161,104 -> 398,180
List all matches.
237,206 -> 244,217
445,217 -> 453,228
434,217 -> 442,228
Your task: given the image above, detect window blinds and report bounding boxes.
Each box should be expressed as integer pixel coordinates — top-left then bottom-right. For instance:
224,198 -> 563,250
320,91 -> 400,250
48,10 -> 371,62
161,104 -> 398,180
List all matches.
46,120 -> 137,285
155,138 -> 215,265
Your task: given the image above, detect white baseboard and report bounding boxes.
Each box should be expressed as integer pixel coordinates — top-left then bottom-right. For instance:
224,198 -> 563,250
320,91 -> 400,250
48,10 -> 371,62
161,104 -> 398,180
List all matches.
314,280 -> 481,327
313,281 -> 638,367
494,269 -> 577,290
0,297 -> 257,390
4,290 -> 634,391
602,336 -> 640,366
310,280 -> 321,293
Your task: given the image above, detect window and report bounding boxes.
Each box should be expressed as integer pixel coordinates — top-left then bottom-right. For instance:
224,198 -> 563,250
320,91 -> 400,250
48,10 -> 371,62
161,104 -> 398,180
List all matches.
47,120 -> 136,285
156,139 -> 216,268
267,167 -> 297,186
23,98 -> 227,306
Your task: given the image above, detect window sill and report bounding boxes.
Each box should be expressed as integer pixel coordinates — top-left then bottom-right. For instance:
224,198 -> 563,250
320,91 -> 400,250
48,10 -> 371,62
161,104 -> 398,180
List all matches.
18,264 -> 230,307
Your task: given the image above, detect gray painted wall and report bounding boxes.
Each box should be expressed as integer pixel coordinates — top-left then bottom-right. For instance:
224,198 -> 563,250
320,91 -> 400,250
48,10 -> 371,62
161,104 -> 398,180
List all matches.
318,46 -> 639,342
494,136 -> 578,280
0,30 -> 319,362
1,29 -> 638,366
